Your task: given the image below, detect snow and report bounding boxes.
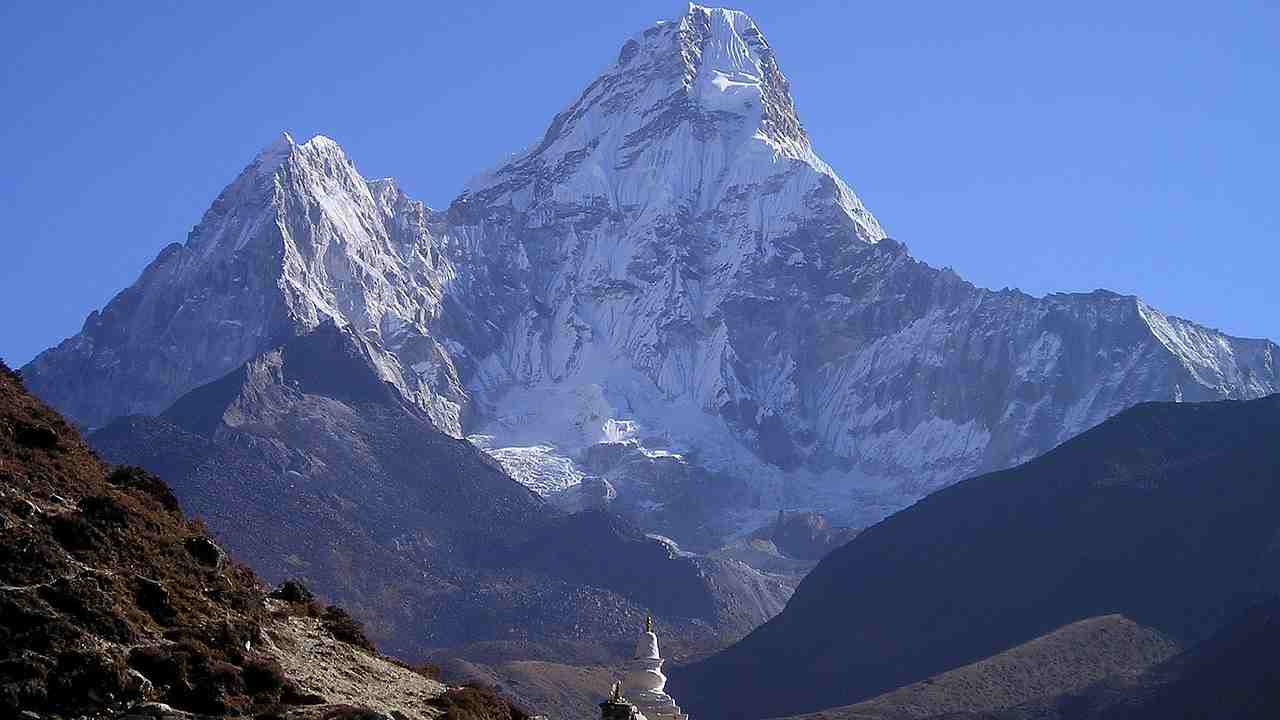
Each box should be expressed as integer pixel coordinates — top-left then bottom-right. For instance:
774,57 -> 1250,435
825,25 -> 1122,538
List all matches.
33,5 -> 1280,544
253,131 -> 295,176
470,439 -> 585,496
1137,299 -> 1273,397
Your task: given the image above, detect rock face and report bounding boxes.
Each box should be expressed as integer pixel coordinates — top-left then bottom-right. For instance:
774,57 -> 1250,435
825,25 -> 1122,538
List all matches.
24,133 -> 468,435
22,4 -> 1280,532
750,510 -> 857,561
672,393 -> 1280,719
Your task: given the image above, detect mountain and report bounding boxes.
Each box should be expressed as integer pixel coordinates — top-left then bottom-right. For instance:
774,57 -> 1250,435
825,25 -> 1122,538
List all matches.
89,321 -> 791,663
23,132 -> 469,437
671,393 -> 1280,719
0,360 -> 526,719
22,6 -> 1278,541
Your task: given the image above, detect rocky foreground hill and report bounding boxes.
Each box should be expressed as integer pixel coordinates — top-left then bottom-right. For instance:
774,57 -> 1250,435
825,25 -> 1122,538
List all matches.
0,360 -> 525,719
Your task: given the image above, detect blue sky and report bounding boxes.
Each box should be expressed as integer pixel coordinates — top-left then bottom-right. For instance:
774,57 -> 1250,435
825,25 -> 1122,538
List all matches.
2,1 -> 1276,366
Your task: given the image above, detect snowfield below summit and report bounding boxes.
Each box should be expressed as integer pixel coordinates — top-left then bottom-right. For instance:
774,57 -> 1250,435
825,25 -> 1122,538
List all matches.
23,5 -> 1280,547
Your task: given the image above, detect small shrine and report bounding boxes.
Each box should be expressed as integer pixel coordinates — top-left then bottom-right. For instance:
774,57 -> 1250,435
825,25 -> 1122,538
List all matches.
600,615 -> 688,720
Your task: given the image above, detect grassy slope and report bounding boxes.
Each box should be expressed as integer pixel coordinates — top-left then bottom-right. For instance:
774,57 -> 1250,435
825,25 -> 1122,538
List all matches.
774,615 -> 1179,720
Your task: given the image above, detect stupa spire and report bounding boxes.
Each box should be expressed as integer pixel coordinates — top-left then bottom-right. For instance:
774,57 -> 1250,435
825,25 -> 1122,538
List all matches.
624,614 -> 688,720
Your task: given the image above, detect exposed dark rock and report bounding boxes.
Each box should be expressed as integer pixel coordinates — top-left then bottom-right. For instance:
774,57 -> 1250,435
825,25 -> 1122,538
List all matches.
133,577 -> 176,626
321,606 -> 376,652
13,421 -> 58,450
108,466 -> 182,514
81,493 -> 130,527
182,536 -> 225,570
269,579 -> 316,604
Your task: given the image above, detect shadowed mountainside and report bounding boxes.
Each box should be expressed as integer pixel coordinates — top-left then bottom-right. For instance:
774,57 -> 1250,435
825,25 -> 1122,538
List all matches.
674,394 -> 1280,719
933,597 -> 1280,720
90,323 -> 792,666
773,614 -> 1180,720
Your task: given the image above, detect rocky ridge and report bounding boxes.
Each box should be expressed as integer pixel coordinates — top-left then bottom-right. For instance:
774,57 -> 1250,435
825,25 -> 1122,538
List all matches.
0,359 -> 526,720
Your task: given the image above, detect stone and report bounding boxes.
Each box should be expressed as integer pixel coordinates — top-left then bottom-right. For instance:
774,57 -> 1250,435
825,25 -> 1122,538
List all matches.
269,579 -> 315,604
125,668 -> 157,702
13,422 -> 58,450
600,700 -> 646,720
133,577 -> 175,624
182,536 -> 225,570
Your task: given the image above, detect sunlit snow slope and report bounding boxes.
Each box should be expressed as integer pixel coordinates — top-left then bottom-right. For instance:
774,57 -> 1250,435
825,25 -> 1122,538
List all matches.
24,5 -> 1279,533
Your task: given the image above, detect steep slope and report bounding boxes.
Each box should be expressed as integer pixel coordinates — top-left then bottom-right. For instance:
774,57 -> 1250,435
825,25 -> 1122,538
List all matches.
23,6 -> 1278,537
90,322 -> 790,660
0,360 -> 522,719
673,393 -> 1280,719
23,133 -> 468,435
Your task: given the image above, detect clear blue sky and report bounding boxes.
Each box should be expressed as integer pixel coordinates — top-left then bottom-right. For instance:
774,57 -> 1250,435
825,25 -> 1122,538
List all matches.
2,1 -> 1276,366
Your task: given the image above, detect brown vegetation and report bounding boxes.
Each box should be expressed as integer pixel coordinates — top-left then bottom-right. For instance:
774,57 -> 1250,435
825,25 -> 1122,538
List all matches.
0,367 -> 524,718
776,615 -> 1180,720
428,685 -> 533,720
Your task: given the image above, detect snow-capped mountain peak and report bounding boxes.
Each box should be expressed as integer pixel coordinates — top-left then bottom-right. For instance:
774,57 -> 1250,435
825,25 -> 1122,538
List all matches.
458,4 -> 883,246
23,7 -> 1280,537
678,5 -> 803,149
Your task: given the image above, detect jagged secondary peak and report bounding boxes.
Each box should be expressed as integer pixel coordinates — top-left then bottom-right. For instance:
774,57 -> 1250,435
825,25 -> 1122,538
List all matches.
189,131 -> 369,256
22,129 -> 467,431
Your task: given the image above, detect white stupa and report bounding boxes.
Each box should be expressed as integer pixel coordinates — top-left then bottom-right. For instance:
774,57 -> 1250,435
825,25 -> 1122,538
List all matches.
623,616 -> 688,720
